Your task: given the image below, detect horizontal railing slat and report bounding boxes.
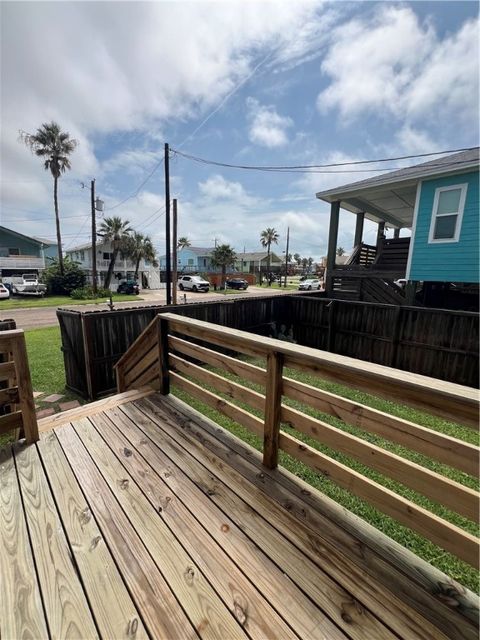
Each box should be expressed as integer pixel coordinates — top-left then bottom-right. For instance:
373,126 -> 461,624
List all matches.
0,411 -> 23,435
0,386 -> 20,406
282,377 -> 479,478
281,405 -> 479,522
0,361 -> 16,382
279,432 -> 479,568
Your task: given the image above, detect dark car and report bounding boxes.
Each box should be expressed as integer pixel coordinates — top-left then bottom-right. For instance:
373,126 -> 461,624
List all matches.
117,280 -> 140,295
226,278 -> 249,290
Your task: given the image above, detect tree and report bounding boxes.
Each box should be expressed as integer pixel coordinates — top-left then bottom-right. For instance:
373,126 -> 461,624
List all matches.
41,255 -> 86,295
210,244 -> 237,286
98,216 -> 132,288
177,237 -> 191,249
19,122 -> 78,275
260,227 -> 279,286
301,257 -> 308,271
293,252 -> 301,265
126,232 -> 158,280
336,246 -> 346,256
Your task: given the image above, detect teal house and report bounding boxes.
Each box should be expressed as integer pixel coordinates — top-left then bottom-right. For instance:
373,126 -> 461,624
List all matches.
316,148 -> 479,308
0,226 -> 57,277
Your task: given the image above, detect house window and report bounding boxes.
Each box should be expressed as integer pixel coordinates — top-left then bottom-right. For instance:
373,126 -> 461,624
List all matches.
188,258 -> 194,265
428,184 -> 467,243
8,248 -> 20,256
103,252 -> 113,260
80,250 -> 85,261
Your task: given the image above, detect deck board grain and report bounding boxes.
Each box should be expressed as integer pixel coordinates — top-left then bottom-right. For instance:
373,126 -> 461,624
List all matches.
0,445 -> 48,640
55,422 -> 198,640
13,441 -> 99,639
37,431 -> 149,640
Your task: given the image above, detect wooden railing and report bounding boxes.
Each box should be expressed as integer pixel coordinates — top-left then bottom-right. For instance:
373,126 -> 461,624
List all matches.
115,312 -> 479,568
0,330 -> 38,443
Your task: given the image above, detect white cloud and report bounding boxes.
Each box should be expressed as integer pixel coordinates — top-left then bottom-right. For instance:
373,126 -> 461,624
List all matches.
246,97 -> 293,148
317,7 -> 479,127
198,174 -> 248,201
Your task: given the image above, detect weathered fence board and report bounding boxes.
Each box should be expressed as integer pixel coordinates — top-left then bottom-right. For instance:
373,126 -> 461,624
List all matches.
58,294 -> 478,400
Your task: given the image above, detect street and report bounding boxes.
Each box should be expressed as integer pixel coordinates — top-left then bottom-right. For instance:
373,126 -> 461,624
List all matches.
0,286 -> 298,330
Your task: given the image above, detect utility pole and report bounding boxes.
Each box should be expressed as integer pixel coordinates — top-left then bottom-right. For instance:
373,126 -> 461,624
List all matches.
164,143 -> 172,305
91,179 -> 97,294
172,199 -> 178,305
284,226 -> 290,288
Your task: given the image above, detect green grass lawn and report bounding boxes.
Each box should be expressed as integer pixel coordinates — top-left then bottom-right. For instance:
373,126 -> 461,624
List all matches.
172,356 -> 480,593
0,294 -> 141,310
256,282 -> 299,290
215,288 -> 249,295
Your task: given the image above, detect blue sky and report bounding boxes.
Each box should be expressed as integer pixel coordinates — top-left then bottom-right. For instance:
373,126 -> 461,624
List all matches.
1,1 -> 478,260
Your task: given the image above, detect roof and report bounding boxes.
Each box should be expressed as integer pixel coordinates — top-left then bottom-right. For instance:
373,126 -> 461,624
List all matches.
179,246 -> 215,256
237,252 -> 283,263
315,147 -> 479,228
0,226 -> 56,246
66,242 -> 92,252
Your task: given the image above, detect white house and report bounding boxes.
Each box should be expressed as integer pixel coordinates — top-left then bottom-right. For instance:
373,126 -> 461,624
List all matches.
66,241 -> 161,290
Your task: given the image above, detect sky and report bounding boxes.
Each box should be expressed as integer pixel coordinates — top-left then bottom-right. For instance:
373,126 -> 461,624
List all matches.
1,0 -> 479,261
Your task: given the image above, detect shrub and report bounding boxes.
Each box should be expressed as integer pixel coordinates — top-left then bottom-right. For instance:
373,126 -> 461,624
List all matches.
41,256 -> 86,295
69,286 -> 111,300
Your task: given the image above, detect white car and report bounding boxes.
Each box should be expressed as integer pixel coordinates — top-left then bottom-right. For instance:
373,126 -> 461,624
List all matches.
298,278 -> 321,291
177,275 -> 210,292
0,283 -> 10,299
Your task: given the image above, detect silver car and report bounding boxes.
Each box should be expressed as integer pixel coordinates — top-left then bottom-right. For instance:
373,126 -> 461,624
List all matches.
298,278 -> 321,291
177,275 -> 210,292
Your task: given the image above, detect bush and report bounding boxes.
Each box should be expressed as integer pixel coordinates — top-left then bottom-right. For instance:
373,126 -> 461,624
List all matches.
41,257 -> 86,295
70,286 -> 111,300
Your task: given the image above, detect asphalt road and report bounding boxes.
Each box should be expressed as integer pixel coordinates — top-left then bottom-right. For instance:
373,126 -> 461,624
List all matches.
1,286 -> 298,330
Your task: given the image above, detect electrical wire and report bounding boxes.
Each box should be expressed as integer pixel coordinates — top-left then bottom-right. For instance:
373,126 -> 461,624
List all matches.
170,146 -> 478,174
106,157 -> 165,211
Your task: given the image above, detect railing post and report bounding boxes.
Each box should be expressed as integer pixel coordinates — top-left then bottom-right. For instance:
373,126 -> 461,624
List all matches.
10,333 -> 38,444
263,351 -> 284,469
158,318 -> 170,395
116,363 -> 126,393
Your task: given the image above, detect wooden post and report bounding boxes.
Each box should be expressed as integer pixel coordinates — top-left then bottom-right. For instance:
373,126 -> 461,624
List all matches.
405,281 -> 417,306
158,318 -> 170,395
116,363 -> 126,393
393,228 -> 400,239
172,199 -> 178,305
263,351 -> 284,469
164,143 -> 172,305
354,212 -> 364,248
10,333 -> 38,444
81,315 -> 94,401
325,200 -> 340,294
376,220 -> 385,249
327,300 -> 336,352
91,179 -> 97,295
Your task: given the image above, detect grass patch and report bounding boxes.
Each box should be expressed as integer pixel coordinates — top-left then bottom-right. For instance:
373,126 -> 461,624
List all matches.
215,289 -> 249,295
172,356 -> 479,592
0,294 -> 141,310
256,282 -> 298,290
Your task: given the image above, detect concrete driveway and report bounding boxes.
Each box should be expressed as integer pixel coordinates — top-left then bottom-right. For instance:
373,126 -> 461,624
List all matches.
1,286 -> 298,330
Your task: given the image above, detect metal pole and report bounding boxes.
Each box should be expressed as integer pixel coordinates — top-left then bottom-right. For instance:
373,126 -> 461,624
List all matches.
172,199 -> 178,305
91,179 -> 97,294
284,226 -> 290,288
164,143 -> 172,305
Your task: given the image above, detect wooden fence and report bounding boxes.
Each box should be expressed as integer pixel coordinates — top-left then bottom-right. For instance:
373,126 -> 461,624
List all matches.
58,294 -> 478,400
115,312 -> 479,569
0,329 -> 38,443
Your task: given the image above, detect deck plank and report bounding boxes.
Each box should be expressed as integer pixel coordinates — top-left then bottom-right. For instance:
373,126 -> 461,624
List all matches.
54,422 -> 198,640
90,408 -> 305,640
0,445 -> 48,640
121,401 -> 394,640
156,394 -> 478,640
72,415 -> 251,640
13,441 -> 99,639
37,431 -> 149,640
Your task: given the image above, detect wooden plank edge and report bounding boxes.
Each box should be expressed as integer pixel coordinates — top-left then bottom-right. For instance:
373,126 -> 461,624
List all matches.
38,387 -> 156,433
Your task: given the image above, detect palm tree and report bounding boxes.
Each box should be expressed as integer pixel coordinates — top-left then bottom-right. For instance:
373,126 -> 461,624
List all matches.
210,244 -> 237,287
294,253 -> 301,265
126,232 -> 158,280
260,227 -> 279,286
98,216 -> 132,288
19,122 -> 78,275
177,237 -> 191,250
336,246 -> 346,256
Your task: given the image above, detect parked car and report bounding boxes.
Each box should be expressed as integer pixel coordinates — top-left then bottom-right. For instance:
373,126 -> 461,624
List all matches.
225,278 -> 249,290
178,275 -> 210,292
298,278 -> 321,291
117,280 -> 140,295
0,283 -> 10,299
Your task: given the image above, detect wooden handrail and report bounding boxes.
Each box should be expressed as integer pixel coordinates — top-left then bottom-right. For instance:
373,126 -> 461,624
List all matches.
114,312 -> 480,567
0,329 -> 38,443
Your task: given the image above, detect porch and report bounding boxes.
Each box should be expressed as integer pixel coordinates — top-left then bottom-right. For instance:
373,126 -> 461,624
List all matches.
1,317 -> 479,639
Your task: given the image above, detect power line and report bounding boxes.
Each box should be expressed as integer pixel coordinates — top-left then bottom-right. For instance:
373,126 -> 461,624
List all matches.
170,146 -> 478,174
106,157 -> 165,211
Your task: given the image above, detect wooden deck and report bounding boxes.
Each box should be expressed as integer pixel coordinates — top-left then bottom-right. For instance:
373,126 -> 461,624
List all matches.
1,391 -> 478,640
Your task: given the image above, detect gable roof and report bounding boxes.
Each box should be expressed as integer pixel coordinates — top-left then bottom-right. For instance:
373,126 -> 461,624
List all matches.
237,252 -> 283,263
0,225 -> 56,247
315,148 -> 479,228
179,246 -> 215,256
